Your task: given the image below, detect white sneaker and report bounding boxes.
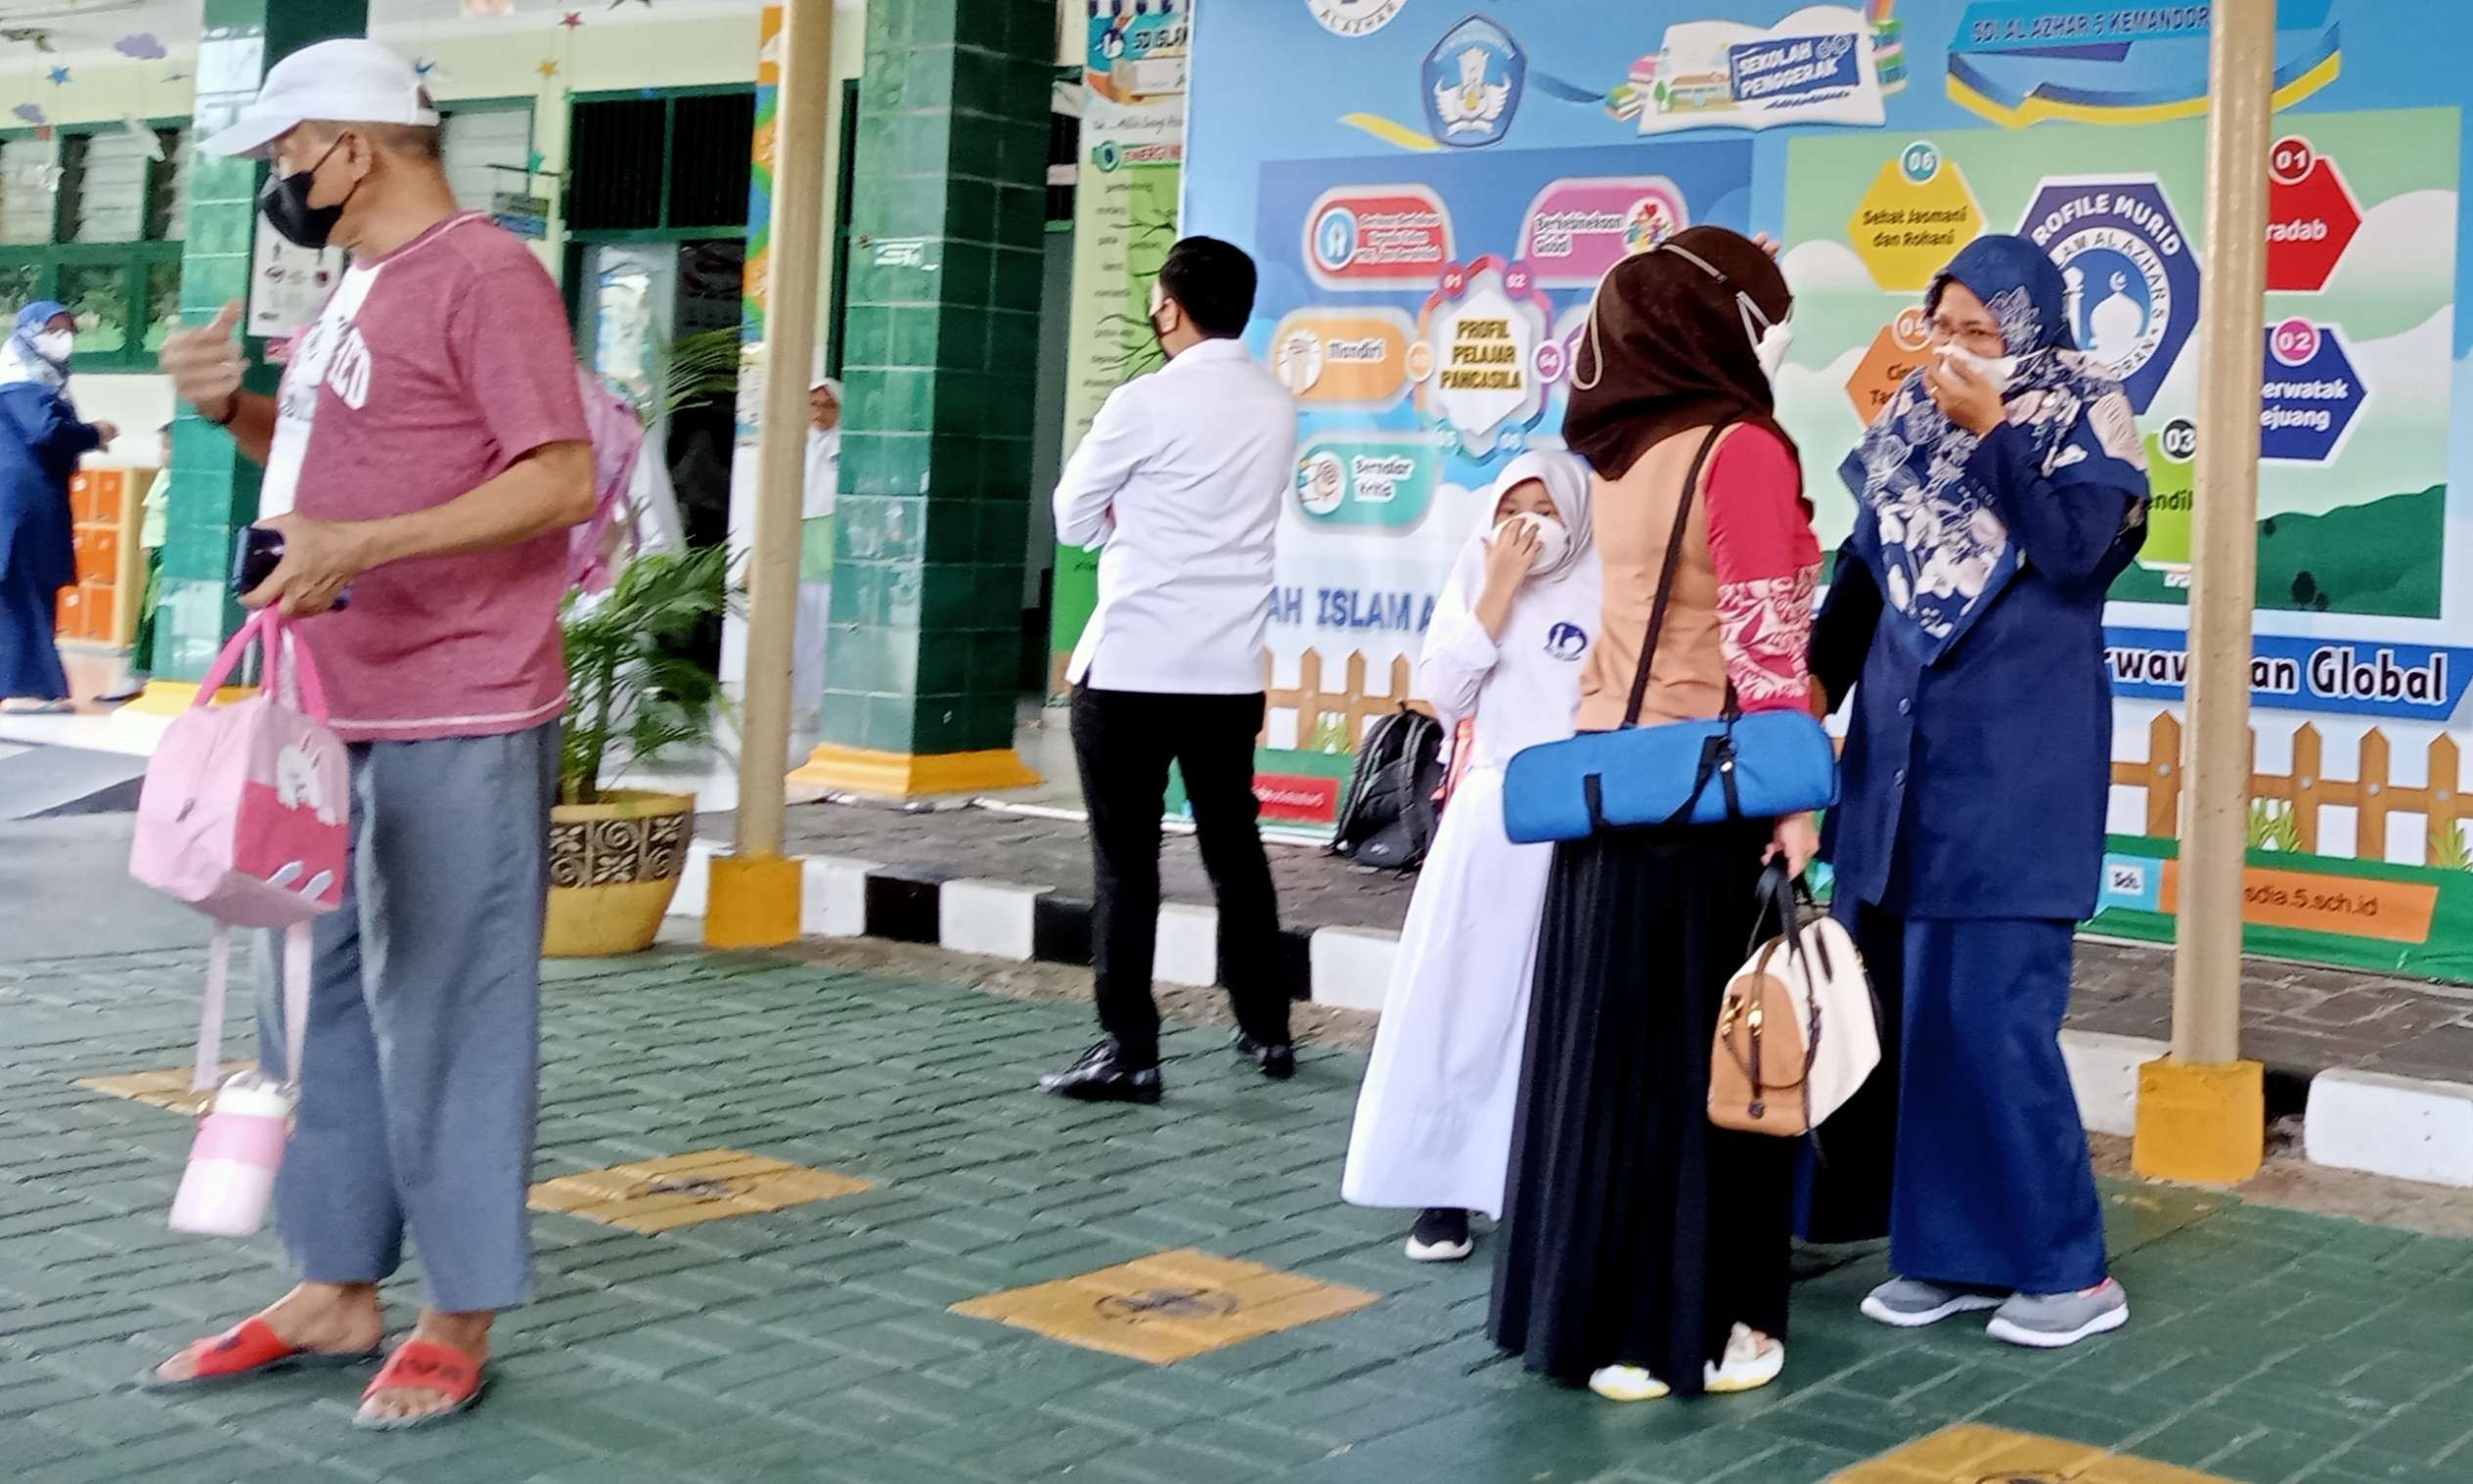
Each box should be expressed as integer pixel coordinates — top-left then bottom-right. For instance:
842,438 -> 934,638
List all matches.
1589,1365 -> 1671,1402
1703,1324 -> 1784,1394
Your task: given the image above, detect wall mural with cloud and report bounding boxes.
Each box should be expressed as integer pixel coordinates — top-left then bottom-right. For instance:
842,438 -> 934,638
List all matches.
1183,0 -> 2473,980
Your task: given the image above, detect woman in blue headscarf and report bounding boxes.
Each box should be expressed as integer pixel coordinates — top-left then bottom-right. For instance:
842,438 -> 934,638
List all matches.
1803,236 -> 2149,1350
0,301 -> 115,711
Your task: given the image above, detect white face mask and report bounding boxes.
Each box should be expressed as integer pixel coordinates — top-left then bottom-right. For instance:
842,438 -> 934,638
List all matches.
1939,342 -> 2019,394
32,329 -> 72,364
1495,512 -> 1570,577
1754,321 -> 1794,382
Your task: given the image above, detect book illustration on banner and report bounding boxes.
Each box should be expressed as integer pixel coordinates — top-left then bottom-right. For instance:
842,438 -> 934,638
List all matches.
1616,4 -> 1891,135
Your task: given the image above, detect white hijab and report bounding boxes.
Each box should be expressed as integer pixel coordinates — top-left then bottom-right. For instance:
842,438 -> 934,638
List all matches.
804,377 -> 842,519
1442,448 -> 1596,604
1430,449 -> 1602,767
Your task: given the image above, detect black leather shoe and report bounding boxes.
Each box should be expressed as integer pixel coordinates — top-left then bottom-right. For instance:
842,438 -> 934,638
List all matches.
1234,1033 -> 1296,1081
1040,1040 -> 1162,1103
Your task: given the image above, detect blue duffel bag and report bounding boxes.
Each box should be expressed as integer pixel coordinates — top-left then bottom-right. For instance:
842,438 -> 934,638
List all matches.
1502,425 -> 1837,845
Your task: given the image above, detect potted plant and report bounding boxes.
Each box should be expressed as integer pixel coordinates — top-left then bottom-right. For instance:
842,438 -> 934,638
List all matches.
543,542 -> 735,957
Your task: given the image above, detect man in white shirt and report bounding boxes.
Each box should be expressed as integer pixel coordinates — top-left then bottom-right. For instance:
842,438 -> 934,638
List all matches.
1042,237 -> 1297,1103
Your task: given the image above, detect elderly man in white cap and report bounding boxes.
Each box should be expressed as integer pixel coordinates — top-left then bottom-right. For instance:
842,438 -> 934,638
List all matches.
146,37 -> 593,1429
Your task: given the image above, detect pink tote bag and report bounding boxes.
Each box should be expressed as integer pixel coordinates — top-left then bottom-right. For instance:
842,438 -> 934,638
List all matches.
130,608 -> 347,1094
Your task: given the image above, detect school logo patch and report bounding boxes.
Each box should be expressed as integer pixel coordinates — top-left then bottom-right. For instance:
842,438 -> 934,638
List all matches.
1545,621 -> 1589,661
1308,0 -> 1406,39
2018,176 -> 2198,415
1421,15 -> 1524,149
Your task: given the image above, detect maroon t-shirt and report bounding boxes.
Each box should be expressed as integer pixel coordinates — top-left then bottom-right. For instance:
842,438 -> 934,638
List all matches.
265,212 -> 587,742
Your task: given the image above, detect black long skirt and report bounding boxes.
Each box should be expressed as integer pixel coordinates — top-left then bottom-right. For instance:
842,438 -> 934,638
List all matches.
1487,819 -> 1795,1396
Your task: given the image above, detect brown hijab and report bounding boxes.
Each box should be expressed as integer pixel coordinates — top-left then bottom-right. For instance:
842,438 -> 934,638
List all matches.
1561,225 -> 1796,480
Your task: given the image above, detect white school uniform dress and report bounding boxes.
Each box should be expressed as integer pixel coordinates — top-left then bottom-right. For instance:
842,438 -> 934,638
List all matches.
1342,451 -> 1599,1218
791,390 -> 841,721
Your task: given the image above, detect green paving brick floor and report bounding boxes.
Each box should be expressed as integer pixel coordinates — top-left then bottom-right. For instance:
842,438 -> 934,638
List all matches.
4,945 -> 2473,1482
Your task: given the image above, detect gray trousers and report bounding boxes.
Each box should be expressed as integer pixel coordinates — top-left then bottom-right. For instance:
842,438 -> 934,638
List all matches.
258,723 -> 556,1314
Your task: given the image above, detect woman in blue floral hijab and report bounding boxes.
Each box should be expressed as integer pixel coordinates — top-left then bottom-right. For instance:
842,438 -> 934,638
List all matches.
1803,235 -> 2149,1350
0,301 -> 114,711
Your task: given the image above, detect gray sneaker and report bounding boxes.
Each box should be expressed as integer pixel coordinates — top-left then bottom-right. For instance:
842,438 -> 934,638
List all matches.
1860,1277 -> 2004,1328
1987,1280 -> 2130,1349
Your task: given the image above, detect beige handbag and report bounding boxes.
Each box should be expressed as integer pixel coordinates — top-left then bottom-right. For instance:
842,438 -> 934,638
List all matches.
1710,864 -> 1879,1137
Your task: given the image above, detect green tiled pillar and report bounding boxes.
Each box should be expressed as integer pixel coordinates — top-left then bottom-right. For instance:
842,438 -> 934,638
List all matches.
147,0 -> 367,691
794,0 -> 1053,796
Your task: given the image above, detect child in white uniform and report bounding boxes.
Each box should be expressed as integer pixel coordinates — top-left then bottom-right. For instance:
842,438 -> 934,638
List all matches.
1342,449 -> 1598,1261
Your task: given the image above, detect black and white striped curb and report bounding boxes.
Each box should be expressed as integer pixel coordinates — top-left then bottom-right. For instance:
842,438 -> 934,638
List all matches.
669,839 -> 2473,1191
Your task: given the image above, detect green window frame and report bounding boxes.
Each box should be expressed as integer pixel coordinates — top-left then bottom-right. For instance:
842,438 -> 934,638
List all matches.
562,84 -> 756,244
0,119 -> 190,373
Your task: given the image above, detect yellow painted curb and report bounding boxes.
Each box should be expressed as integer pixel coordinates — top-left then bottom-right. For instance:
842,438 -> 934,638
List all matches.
2132,1057 -> 2266,1185
121,678 -> 254,715
789,743 -> 1042,798
704,852 -> 803,949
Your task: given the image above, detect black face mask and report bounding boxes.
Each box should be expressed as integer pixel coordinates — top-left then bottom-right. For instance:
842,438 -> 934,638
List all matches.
259,137 -> 355,250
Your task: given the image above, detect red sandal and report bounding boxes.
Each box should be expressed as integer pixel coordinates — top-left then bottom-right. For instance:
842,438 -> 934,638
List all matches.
139,1317 -> 381,1392
353,1337 -> 488,1431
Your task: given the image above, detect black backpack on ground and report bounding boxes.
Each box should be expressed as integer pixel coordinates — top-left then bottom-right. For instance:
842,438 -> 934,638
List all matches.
1329,707 -> 1446,872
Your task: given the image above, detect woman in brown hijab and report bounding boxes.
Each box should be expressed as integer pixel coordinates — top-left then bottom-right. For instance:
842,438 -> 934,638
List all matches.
1488,226 -> 1823,1401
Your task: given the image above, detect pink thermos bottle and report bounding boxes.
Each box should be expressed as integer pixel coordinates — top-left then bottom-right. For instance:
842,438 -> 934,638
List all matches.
169,1073 -> 293,1236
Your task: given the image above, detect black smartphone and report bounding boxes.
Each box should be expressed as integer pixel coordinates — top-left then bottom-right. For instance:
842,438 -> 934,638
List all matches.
230,525 -> 350,609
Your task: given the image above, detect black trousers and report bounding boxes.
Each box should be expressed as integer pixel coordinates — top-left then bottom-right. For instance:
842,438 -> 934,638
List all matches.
1070,684 -> 1290,1068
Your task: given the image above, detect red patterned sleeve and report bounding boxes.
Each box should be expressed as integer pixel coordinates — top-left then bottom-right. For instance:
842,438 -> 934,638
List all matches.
1705,426 -> 1822,714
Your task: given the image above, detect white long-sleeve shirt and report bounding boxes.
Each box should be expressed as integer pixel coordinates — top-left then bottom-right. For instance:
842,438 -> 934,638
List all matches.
1054,337 -> 1297,694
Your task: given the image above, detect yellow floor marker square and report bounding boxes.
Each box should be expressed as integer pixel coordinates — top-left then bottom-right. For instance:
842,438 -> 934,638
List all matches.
950,1247 -> 1378,1364
78,1063 -> 247,1117
1835,1424 -> 2231,1484
527,1148 -> 871,1233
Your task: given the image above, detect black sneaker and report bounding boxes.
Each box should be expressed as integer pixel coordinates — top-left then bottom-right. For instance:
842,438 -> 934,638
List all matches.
1406,1207 -> 1472,1262
1039,1041 -> 1162,1103
1233,1033 -> 1296,1081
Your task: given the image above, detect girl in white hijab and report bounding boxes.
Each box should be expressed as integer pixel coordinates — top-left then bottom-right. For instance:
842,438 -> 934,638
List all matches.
804,378 -> 841,518
793,378 -> 843,722
1342,449 -> 1599,1262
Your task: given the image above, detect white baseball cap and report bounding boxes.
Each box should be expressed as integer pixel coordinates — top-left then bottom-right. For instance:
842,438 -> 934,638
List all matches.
200,37 -> 440,159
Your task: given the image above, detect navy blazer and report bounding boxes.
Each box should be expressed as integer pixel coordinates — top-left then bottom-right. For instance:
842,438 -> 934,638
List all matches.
0,382 -> 100,597
1814,420 -> 2144,922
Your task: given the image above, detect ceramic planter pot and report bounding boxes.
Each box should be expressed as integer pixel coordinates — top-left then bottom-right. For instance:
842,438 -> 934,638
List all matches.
542,789 -> 695,958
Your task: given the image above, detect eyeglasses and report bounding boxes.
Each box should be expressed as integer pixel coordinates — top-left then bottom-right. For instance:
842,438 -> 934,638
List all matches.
1925,313 -> 2004,353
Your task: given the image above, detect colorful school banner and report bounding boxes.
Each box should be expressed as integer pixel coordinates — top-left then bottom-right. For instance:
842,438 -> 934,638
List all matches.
735,4 -> 784,450
1182,0 -> 2473,979
1047,0 -> 1192,696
